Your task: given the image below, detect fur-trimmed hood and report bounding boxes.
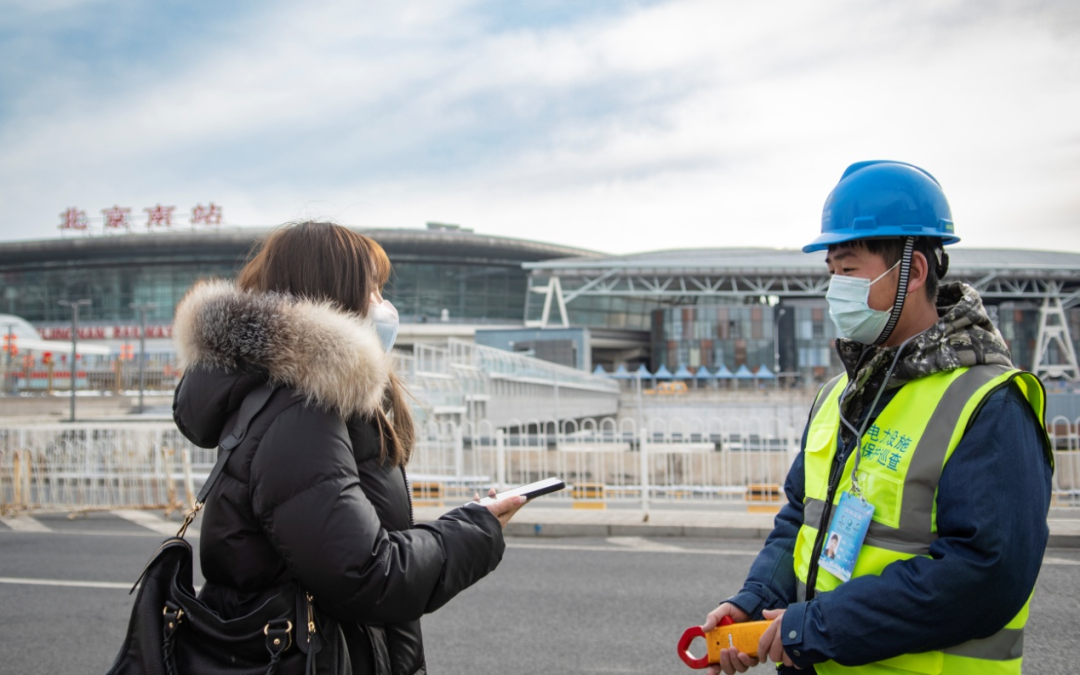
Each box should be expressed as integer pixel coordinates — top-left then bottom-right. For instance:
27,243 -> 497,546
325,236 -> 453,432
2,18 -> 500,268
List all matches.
174,279 -> 391,418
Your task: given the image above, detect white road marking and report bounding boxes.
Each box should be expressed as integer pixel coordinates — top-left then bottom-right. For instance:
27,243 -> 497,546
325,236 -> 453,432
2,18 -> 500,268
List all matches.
0,517 -> 1075,566
0,527 -> 166,538
606,536 -> 687,552
507,541 -> 758,556
0,516 -> 51,533
112,509 -> 184,536
0,576 -> 129,589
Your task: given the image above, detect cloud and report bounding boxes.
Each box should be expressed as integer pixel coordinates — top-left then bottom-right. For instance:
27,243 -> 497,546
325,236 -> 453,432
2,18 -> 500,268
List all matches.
1,0 -> 1078,254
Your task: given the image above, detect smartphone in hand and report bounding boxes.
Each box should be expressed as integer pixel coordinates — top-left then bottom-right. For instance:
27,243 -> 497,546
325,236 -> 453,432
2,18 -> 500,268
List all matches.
478,477 -> 566,505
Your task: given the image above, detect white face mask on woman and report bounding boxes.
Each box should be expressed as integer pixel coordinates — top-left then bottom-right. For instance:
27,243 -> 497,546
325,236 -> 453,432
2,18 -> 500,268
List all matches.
368,294 -> 399,353
825,259 -> 901,344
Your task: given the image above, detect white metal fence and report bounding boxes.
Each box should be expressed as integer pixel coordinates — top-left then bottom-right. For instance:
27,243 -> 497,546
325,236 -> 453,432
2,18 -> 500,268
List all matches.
0,424 -> 202,515
407,416 -> 799,503
396,339 -> 621,426
1048,416 -> 1080,504
2,416 -> 1078,515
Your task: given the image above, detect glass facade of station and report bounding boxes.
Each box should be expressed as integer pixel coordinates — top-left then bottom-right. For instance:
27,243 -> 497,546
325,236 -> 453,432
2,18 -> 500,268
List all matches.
790,302 -> 843,377
2,256 -> 240,325
3,259 -> 532,327
528,293 -> 658,330
4,234 -> 1080,384
0,231 -> 572,330
648,299 -> 1080,383
385,261 -> 527,323
650,300 -> 843,380
996,302 -> 1048,375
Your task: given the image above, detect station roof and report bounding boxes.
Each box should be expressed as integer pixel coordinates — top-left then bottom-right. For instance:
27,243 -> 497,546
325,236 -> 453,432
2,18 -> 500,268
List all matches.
0,226 -> 602,270
4,228 -> 1077,280
524,247 -> 1080,276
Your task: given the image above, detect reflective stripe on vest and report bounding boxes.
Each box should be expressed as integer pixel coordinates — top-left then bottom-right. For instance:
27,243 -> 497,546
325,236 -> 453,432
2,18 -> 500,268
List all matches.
794,365 -> 1048,675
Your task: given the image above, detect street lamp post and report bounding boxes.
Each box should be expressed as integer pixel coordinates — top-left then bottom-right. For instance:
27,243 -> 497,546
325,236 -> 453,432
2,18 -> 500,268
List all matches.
129,303 -> 157,414
58,299 -> 91,422
773,307 -> 787,378
3,323 -> 15,394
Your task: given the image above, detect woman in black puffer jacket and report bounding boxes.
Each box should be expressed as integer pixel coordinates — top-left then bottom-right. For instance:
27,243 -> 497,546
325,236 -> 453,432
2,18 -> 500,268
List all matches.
172,222 -> 525,675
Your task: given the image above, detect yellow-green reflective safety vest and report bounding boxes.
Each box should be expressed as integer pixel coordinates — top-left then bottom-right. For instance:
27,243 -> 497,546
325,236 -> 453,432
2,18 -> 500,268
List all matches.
794,364 -> 1050,675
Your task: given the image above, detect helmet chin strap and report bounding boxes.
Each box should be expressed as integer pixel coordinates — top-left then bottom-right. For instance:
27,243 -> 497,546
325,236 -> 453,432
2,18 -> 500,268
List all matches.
873,237 -> 914,346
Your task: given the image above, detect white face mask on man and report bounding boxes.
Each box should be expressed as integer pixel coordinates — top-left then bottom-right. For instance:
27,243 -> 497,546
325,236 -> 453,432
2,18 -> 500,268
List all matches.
368,293 -> 399,353
825,259 -> 901,344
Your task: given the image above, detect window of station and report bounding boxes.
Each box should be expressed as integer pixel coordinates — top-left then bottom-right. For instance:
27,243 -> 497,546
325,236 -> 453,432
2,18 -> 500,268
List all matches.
527,276 -> 658,330
648,301 -> 854,379
995,302 -> 1042,371
385,262 -> 527,322
3,258 -> 239,324
652,303 -> 775,371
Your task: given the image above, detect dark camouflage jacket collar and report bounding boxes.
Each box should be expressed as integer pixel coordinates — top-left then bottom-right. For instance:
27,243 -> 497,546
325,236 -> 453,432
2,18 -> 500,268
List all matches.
835,282 -> 1013,437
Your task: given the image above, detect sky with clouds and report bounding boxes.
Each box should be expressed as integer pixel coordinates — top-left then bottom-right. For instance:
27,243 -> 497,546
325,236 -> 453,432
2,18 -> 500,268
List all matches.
1,0 -> 1078,255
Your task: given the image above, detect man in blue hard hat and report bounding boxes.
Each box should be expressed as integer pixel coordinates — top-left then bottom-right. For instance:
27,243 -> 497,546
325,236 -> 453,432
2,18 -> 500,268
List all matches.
699,161 -> 1054,674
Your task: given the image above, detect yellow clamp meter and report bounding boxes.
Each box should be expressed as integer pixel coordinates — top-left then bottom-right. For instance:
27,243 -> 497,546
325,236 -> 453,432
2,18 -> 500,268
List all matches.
677,617 -> 773,669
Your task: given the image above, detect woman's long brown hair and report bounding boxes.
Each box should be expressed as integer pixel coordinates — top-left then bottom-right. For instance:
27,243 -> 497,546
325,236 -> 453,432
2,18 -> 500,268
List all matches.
236,221 -> 415,466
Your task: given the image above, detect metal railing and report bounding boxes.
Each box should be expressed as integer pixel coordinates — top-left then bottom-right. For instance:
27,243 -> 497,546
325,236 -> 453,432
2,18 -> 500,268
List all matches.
5,415 -> 1076,515
1,362 -> 180,395
407,416 -> 800,502
0,424 -> 202,515
396,339 -> 620,426
1048,416 -> 1080,505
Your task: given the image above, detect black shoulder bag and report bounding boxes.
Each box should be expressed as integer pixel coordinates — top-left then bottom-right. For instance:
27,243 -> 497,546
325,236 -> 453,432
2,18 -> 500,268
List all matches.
106,385 -> 351,675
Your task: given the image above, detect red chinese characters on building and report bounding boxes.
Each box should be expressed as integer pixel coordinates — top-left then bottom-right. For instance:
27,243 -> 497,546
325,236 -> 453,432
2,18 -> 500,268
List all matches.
191,202 -> 223,226
103,206 -> 132,230
58,208 -> 89,231
59,202 -> 224,233
144,204 -> 175,228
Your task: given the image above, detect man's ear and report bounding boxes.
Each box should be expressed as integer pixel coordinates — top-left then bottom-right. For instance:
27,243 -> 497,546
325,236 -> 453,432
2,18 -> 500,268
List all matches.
906,251 -> 929,295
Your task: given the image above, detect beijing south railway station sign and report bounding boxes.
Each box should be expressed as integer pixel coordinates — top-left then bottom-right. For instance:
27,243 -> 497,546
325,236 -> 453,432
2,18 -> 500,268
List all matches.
57,203 -> 224,234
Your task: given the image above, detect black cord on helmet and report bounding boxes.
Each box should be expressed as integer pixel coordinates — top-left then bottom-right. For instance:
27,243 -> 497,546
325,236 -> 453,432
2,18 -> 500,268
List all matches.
874,237 -> 914,345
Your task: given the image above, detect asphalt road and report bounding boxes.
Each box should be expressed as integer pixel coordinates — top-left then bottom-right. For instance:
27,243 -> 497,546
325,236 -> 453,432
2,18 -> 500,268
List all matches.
1,511 -> 1078,674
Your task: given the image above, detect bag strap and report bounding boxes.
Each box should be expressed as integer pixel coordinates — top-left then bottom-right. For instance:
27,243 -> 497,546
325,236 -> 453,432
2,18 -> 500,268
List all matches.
176,384 -> 276,538
198,384 -> 276,502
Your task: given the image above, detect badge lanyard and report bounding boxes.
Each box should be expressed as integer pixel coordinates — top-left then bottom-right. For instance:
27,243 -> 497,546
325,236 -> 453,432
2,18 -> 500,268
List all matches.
820,336 -> 914,582
836,334 -> 916,501
816,336 -> 911,578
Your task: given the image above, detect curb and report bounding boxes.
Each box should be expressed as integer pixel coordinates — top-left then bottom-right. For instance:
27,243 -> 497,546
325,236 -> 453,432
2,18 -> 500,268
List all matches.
417,506 -> 1080,549
1048,533 -> 1080,549
502,519 -> 1080,548
504,521 -> 776,539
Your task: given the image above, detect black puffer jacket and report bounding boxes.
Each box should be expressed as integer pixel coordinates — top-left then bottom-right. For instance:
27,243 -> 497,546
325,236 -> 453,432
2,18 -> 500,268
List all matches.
172,280 -> 506,675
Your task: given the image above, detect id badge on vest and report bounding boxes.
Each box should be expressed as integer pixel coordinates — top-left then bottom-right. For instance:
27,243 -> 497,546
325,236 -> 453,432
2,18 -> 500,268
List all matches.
818,491 -> 875,582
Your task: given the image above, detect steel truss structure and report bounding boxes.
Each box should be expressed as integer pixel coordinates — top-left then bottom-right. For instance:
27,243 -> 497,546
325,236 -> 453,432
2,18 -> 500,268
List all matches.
525,248 -> 1080,380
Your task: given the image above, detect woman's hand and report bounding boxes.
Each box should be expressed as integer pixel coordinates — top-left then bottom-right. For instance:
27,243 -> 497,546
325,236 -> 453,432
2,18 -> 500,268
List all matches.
474,488 -> 528,528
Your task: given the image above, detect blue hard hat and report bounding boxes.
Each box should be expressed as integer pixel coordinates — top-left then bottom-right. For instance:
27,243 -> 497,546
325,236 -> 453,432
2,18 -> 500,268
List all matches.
803,160 -> 960,253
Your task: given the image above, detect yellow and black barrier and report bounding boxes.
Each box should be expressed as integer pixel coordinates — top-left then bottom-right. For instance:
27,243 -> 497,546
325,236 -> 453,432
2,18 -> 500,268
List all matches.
746,483 -> 782,513
411,481 -> 445,507
571,482 -> 606,510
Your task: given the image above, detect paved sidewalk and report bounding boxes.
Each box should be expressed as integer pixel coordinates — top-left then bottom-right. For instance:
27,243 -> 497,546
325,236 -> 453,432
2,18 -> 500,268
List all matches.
414,504 -> 1080,548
